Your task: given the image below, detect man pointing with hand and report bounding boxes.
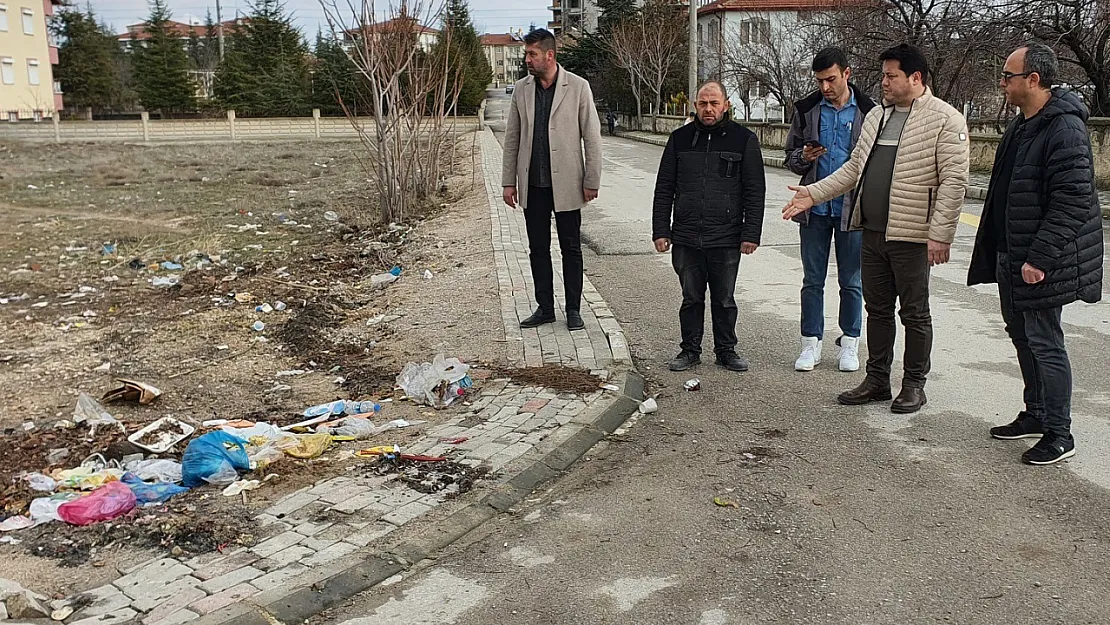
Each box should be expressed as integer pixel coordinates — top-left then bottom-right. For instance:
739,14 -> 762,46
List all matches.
782,44 -> 969,414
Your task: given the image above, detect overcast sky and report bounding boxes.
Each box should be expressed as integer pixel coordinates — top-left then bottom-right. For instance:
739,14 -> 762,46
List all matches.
88,0 -> 550,38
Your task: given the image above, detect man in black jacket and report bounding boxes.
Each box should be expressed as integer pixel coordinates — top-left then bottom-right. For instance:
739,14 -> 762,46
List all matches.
967,43 -> 1104,465
652,81 -> 766,372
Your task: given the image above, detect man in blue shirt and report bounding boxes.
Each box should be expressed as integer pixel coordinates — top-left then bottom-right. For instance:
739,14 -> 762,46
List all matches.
784,48 -> 876,373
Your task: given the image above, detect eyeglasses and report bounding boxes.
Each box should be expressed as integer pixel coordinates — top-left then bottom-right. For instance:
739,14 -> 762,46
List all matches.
1000,71 -> 1034,82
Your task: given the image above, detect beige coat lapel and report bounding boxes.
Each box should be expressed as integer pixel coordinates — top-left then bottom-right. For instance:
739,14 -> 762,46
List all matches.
549,66 -> 570,119
523,74 -> 536,130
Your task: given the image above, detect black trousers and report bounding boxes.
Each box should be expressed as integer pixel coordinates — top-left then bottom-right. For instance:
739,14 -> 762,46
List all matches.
997,253 -> 1072,438
524,186 -> 583,314
671,244 -> 740,356
861,230 -> 932,389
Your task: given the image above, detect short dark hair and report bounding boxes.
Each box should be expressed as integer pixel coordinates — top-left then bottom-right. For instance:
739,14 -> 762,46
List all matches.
523,28 -> 556,53
812,47 -> 849,73
878,43 -> 930,84
697,80 -> 728,101
1021,42 -> 1058,90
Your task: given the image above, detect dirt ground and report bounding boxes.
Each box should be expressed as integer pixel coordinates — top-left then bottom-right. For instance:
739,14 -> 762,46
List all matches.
0,136 -> 511,596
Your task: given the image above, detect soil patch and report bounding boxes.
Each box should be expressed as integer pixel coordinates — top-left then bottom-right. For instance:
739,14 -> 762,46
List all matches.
489,364 -> 601,394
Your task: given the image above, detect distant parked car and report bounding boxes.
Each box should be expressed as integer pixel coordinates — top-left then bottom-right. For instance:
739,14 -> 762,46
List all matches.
506,84 -> 515,94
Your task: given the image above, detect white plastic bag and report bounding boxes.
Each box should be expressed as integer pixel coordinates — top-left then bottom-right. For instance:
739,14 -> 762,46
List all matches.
29,494 -> 81,526
222,422 -> 286,442
202,461 -> 240,486
396,355 -> 470,408
124,459 -> 183,484
73,393 -> 122,434
22,473 -> 57,492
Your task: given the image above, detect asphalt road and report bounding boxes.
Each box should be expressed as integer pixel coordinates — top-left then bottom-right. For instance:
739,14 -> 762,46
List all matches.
314,90 -> 1110,625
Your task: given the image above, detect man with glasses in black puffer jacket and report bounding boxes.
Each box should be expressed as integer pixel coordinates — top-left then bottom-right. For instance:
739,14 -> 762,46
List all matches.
652,81 -> 766,373
968,43 -> 1104,466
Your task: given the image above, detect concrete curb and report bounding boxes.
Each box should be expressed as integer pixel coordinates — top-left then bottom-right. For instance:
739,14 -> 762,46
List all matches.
194,369 -> 645,625
615,131 -> 991,201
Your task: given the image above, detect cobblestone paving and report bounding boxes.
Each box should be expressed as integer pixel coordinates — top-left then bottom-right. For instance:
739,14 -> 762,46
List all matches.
478,129 -> 631,369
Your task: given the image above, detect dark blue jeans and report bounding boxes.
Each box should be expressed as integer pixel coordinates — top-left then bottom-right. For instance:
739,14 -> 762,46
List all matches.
672,244 -> 740,356
799,214 -> 863,339
997,253 -> 1072,438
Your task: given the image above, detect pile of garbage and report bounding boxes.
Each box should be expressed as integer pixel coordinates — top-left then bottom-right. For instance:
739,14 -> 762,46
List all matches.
397,355 -> 473,409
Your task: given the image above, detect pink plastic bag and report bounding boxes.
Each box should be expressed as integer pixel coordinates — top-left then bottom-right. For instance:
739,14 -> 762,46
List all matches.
57,481 -> 137,526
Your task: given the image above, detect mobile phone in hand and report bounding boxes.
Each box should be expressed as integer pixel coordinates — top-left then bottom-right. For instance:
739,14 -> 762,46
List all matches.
804,140 -> 825,150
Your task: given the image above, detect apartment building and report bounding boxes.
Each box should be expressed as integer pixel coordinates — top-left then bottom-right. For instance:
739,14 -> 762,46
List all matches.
480,32 -> 524,87
0,0 -> 62,121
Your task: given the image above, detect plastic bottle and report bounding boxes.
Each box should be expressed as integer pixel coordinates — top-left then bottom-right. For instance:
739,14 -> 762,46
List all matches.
343,400 -> 381,416
303,400 -> 346,418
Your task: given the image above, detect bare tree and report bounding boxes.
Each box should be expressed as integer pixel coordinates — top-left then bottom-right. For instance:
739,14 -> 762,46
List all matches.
320,0 -> 463,224
993,0 -> 1110,116
608,0 -> 687,132
713,12 -> 827,121
819,0 -> 1006,113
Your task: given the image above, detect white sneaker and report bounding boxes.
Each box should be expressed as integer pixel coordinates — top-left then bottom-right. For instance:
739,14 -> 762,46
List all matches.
795,337 -> 822,371
838,336 -> 860,372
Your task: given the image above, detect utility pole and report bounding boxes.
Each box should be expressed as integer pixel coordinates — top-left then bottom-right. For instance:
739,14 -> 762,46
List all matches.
688,0 -> 697,113
216,0 -> 225,61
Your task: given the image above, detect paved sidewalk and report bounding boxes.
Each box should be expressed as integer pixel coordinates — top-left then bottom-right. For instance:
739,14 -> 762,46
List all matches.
43,133 -> 642,625
479,129 -> 631,370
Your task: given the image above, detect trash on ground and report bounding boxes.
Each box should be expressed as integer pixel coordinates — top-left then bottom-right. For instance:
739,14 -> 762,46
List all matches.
303,399 -> 380,418
713,496 -> 739,508
234,292 -> 254,303
102,378 -> 163,405
73,393 -> 122,434
0,536 -> 19,545
371,272 -> 399,286
52,606 -> 75,621
356,445 -> 401,458
423,269 -> 434,280
252,321 -> 266,332
600,383 -> 620,392
181,432 -> 250,487
29,493 -> 81,525
438,436 -> 469,445
222,422 -> 285,442
0,516 -> 33,532
369,455 -> 487,495
122,473 -> 190,505
280,433 -> 332,459
638,398 -> 658,414
127,417 -> 195,453
323,211 -> 339,221
397,355 -> 472,408
123,458 -> 182,483
151,276 -> 180,288
684,378 -> 701,391
22,473 -> 56,492
255,303 -> 274,314
274,301 -> 288,311
160,261 -> 184,271
57,481 -> 137,526
222,480 -> 260,497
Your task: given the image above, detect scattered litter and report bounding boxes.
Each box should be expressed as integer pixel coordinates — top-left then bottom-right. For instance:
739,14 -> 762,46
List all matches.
275,369 -> 307,377
438,436 -> 469,445
122,473 -> 189,505
423,269 -> 434,280
0,516 -> 33,532
29,493 -> 80,525
323,211 -> 339,221
92,362 -> 111,373
638,398 -> 658,414
397,355 -> 472,408
181,432 -> 250,487
22,421 -> 35,432
160,261 -> 183,271
280,433 -> 332,459
52,606 -> 74,621
255,303 -> 274,314
222,480 -> 260,497
100,243 -> 117,256
0,536 -> 20,545
151,276 -> 180,288
102,378 -> 162,405
684,378 -> 701,391
303,400 -> 381,418
128,258 -> 145,271
274,301 -> 288,311
57,481 -> 137,526
600,383 -> 620,392
252,321 -> 266,332
124,458 -> 183,483
21,473 -> 56,492
127,417 -> 195,453
73,393 -> 122,434
713,497 -> 739,509
234,292 -> 254,304
371,272 -> 399,286
357,444 -> 401,458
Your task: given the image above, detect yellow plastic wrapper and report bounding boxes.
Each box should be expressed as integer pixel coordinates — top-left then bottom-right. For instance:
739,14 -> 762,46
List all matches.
281,433 -> 332,459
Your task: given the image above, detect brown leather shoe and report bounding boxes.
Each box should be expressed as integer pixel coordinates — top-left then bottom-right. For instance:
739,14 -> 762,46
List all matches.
891,387 -> 927,414
837,379 -> 893,405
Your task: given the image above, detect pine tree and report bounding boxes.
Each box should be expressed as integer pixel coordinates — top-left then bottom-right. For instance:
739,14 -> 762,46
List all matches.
432,0 -> 491,114
203,9 -> 219,66
312,31 -> 363,115
53,7 -> 128,111
213,0 -> 311,116
131,0 -> 196,115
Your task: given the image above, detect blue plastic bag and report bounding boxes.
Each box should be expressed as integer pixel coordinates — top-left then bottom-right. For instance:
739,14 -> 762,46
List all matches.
181,432 -> 250,487
122,473 -> 190,504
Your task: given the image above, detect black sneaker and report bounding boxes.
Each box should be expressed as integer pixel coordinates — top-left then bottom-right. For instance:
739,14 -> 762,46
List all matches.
1021,435 -> 1076,466
715,351 -> 749,372
520,309 -> 556,328
990,412 -> 1044,440
669,350 -> 700,371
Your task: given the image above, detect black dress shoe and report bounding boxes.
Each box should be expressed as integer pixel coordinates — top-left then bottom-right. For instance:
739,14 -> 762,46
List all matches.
668,350 -> 701,371
519,309 -> 556,328
715,351 -> 749,372
566,310 -> 585,331
837,379 -> 893,405
891,387 -> 927,414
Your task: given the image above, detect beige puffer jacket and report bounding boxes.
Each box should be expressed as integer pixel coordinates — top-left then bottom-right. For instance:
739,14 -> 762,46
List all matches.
806,88 -> 970,244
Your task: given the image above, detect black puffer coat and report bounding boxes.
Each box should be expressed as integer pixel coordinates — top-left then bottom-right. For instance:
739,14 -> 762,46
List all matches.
968,89 -> 1104,311
652,113 -> 765,248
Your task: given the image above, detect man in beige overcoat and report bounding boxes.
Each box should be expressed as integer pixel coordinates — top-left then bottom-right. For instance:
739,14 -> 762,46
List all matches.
502,28 -> 603,331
